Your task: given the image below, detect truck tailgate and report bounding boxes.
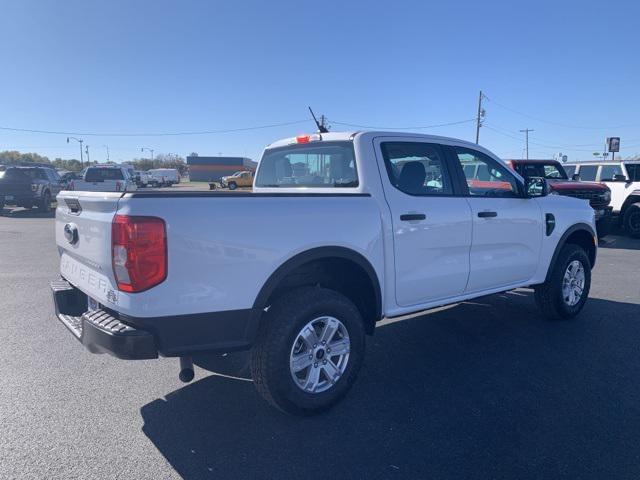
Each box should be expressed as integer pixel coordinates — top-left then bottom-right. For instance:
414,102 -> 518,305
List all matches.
55,191 -> 123,305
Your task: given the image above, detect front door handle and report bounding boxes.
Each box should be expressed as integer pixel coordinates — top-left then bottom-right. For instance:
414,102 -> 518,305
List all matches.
477,211 -> 497,218
400,213 -> 426,221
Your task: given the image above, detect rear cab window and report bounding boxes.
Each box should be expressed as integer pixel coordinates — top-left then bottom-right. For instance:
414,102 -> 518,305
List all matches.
0,168 -> 29,181
85,168 -> 125,182
255,141 -> 358,188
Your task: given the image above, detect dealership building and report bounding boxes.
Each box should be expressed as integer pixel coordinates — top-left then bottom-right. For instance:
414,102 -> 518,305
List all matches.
186,156 -> 257,182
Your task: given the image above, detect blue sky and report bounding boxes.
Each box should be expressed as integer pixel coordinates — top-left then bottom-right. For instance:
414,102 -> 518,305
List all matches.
1,0 -> 639,163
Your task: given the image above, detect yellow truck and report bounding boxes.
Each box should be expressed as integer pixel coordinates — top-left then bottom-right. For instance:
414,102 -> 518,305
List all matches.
221,170 -> 254,190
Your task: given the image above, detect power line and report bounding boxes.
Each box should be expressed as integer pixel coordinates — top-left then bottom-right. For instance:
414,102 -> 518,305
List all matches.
484,94 -> 640,130
328,118 -> 476,130
0,119 -> 311,137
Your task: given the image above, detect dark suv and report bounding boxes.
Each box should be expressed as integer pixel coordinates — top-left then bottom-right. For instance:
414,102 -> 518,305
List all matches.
507,159 -> 613,238
0,166 -> 63,212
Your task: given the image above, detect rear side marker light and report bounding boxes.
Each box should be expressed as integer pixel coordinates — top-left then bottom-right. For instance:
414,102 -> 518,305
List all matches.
112,215 -> 167,292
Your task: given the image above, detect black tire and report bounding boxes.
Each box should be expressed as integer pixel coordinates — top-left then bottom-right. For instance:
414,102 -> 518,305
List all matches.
251,287 -> 365,415
228,181 -> 237,190
623,203 -> 640,238
534,244 -> 591,320
38,191 -> 51,212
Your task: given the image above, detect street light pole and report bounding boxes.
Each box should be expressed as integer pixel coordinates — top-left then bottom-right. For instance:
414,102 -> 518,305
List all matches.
103,145 -> 110,162
67,137 -> 84,168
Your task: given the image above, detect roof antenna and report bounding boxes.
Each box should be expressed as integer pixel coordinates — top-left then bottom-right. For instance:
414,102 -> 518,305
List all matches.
308,106 -> 329,134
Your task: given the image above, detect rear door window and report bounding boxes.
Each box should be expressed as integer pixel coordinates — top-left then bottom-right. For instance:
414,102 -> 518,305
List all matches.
599,165 -> 625,181
578,165 -> 598,181
625,164 -> 640,181
380,142 -> 453,195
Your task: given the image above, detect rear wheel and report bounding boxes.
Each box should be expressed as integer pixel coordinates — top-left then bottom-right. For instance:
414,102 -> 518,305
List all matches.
534,244 -> 591,320
623,203 -> 640,238
38,191 -> 51,212
251,287 -> 365,415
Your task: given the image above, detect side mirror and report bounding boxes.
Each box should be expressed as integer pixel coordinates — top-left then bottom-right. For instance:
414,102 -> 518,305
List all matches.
525,176 -> 549,198
613,174 -> 628,182
572,173 -> 581,181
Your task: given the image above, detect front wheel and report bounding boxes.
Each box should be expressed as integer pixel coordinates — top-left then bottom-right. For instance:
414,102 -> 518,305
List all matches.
251,287 -> 365,415
228,181 -> 237,190
534,244 -> 591,320
623,203 -> 640,238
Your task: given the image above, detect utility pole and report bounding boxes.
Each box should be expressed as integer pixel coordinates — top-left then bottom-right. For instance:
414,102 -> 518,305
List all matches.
85,145 -> 90,165
103,145 -> 110,162
519,128 -> 534,159
67,137 -> 84,168
475,90 -> 485,144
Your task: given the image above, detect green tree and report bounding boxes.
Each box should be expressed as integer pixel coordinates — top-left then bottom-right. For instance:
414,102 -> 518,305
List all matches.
0,151 -> 51,165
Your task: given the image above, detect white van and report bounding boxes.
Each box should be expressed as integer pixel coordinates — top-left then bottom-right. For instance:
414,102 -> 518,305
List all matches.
148,168 -> 180,187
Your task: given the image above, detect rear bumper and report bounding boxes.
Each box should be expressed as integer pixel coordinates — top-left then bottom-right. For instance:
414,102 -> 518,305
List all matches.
51,278 -> 261,359
1,192 -> 38,205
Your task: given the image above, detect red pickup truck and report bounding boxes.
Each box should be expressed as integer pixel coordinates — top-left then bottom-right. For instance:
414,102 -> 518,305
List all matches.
507,159 -> 613,238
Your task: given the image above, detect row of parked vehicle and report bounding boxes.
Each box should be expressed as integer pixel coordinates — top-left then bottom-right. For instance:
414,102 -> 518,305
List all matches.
505,158 -> 640,238
0,164 -> 180,212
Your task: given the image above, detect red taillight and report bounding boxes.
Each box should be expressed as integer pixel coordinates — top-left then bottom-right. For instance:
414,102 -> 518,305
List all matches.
115,181 -> 122,191
69,181 -> 75,190
111,215 -> 167,292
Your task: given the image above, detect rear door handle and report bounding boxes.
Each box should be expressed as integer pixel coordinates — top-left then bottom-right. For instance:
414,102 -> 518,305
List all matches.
400,213 -> 426,221
477,211 -> 497,218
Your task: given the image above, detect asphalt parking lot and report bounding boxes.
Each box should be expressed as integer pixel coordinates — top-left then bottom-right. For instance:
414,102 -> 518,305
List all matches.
1,207 -> 639,480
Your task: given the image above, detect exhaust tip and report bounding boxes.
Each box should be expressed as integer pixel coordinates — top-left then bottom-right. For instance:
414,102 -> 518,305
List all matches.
178,356 -> 195,383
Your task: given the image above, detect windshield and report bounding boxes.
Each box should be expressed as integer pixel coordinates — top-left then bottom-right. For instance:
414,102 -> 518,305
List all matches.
514,163 -> 568,180
255,141 -> 358,188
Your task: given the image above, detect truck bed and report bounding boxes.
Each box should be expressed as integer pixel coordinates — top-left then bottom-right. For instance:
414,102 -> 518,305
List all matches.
55,189 -> 383,319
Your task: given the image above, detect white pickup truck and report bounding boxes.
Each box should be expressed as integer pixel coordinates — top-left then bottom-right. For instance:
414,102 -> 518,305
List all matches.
71,165 -> 137,192
51,131 -> 597,414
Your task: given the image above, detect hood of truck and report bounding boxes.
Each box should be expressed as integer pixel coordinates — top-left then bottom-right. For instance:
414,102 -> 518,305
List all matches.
547,179 -> 609,192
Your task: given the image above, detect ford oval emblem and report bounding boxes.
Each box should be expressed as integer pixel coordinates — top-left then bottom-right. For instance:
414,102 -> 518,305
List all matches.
64,223 -> 79,245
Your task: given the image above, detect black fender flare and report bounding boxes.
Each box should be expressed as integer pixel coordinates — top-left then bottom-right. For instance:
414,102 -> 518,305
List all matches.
544,222 -> 597,282
252,246 -> 383,322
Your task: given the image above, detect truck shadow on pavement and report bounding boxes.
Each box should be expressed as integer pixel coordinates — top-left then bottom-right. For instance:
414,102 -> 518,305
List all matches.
140,290 -> 640,480
599,233 -> 640,251
0,207 -> 55,219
